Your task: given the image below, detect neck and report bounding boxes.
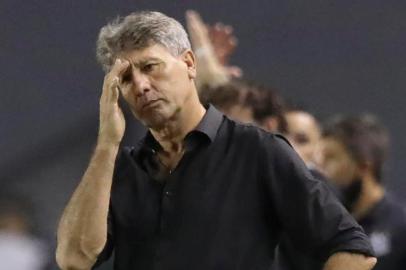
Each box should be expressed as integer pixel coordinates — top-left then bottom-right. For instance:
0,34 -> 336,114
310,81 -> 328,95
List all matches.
352,176 -> 385,220
150,98 -> 206,154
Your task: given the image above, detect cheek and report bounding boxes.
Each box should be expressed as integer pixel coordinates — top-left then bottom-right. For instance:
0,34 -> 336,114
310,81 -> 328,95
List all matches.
300,145 -> 313,160
325,159 -> 354,186
120,87 -> 138,109
322,157 -> 340,178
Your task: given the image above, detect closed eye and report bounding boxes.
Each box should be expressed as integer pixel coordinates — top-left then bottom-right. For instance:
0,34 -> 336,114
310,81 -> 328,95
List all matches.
293,133 -> 310,145
141,63 -> 158,73
122,73 -> 132,83
121,66 -> 132,84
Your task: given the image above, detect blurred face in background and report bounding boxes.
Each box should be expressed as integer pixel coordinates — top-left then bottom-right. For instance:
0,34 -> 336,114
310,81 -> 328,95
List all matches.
319,137 -> 359,187
319,136 -> 365,210
284,111 -> 320,165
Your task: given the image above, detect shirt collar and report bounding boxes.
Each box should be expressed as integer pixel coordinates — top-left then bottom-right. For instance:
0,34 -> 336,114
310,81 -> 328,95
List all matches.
142,104 -> 223,152
193,104 -> 224,142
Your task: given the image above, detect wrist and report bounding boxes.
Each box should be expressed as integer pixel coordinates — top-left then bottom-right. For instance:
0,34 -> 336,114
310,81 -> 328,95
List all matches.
96,140 -> 120,152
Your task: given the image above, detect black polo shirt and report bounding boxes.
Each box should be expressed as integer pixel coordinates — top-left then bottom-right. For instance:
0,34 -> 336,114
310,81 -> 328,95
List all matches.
94,105 -> 374,270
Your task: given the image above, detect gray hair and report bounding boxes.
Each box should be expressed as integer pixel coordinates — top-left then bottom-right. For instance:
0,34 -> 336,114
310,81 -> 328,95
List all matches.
96,11 -> 191,72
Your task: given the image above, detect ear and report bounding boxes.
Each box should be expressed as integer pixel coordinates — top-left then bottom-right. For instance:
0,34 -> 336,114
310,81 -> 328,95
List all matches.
260,116 -> 280,132
181,49 -> 197,79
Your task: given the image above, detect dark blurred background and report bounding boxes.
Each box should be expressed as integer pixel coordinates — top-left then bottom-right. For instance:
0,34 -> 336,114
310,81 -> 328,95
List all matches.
1,0 -> 405,269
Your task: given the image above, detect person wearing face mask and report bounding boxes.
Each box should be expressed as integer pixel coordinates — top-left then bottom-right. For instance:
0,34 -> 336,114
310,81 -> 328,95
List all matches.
272,113 -> 406,270
319,114 -> 406,270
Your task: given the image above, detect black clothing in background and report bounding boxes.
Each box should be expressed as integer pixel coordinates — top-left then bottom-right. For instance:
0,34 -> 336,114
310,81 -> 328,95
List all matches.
94,106 -> 374,270
272,193 -> 406,270
359,195 -> 406,270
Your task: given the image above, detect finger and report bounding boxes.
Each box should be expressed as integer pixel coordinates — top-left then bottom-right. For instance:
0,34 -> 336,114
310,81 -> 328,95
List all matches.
226,66 -> 243,78
224,25 -> 233,34
109,77 -> 120,103
102,59 -> 129,102
186,10 -> 203,24
186,10 -> 209,45
230,37 -> 238,46
186,10 -> 200,33
110,58 -> 130,81
214,23 -> 222,30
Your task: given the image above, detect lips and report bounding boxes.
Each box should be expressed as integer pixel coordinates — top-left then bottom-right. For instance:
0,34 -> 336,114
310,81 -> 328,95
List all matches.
142,99 -> 162,109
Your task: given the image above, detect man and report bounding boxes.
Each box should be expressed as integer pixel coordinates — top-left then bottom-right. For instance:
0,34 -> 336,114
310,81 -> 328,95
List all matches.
0,193 -> 49,270
199,79 -> 287,131
283,107 -> 321,168
56,11 -> 377,270
319,114 -> 406,270
272,107 -> 342,270
185,9 -> 285,131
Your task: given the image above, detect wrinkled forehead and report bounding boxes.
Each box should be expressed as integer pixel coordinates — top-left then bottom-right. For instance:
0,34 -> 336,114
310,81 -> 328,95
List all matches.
117,43 -> 176,62
120,37 -> 156,51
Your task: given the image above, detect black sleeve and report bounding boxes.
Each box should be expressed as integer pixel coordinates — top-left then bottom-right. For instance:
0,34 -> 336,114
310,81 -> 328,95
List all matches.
261,134 -> 375,261
92,207 -> 114,269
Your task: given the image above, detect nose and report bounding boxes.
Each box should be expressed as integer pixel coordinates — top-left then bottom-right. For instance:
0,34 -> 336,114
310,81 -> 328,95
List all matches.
131,69 -> 151,97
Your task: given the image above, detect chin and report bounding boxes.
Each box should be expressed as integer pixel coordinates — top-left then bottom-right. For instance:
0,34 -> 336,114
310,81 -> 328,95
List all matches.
143,113 -> 172,130
138,105 -> 180,129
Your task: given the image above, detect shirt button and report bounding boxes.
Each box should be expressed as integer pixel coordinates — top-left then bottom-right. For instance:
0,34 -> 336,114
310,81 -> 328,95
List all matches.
164,191 -> 173,197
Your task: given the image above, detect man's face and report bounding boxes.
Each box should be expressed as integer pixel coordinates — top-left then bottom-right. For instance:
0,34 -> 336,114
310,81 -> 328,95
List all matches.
284,111 -> 320,165
319,137 -> 359,187
118,44 -> 196,129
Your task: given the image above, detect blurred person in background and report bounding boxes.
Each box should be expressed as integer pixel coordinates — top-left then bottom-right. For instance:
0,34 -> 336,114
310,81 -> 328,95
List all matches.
199,79 -> 287,131
283,105 -> 321,168
187,11 -> 379,270
272,106 -> 343,270
186,10 -> 286,132
186,10 -> 242,89
319,114 -> 406,270
56,10 -> 376,270
0,193 -> 49,270
198,79 -> 256,124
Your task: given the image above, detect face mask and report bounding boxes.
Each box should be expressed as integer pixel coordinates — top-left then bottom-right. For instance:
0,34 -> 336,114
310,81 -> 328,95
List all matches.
338,177 -> 363,211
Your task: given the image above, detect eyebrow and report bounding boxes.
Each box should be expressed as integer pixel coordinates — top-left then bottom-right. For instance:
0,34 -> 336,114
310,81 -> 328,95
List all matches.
127,58 -> 162,68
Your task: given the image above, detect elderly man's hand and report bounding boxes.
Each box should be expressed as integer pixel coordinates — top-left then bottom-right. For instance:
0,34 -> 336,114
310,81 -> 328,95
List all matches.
98,58 -> 130,148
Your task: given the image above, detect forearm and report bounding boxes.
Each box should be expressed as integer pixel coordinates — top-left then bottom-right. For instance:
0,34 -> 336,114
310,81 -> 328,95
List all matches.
56,144 -> 119,269
323,252 -> 377,270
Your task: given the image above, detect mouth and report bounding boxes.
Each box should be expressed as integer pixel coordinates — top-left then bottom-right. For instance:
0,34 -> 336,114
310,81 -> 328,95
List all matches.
142,99 -> 162,109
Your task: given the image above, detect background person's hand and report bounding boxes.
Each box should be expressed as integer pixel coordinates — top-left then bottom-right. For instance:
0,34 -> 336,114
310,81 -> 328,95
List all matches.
209,23 -> 242,78
97,58 -> 130,147
186,10 -> 230,88
209,23 -> 236,65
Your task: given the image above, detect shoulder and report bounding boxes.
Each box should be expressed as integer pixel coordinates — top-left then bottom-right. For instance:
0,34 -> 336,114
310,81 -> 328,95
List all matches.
222,118 -> 301,171
223,116 -> 292,150
382,195 -> 406,228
